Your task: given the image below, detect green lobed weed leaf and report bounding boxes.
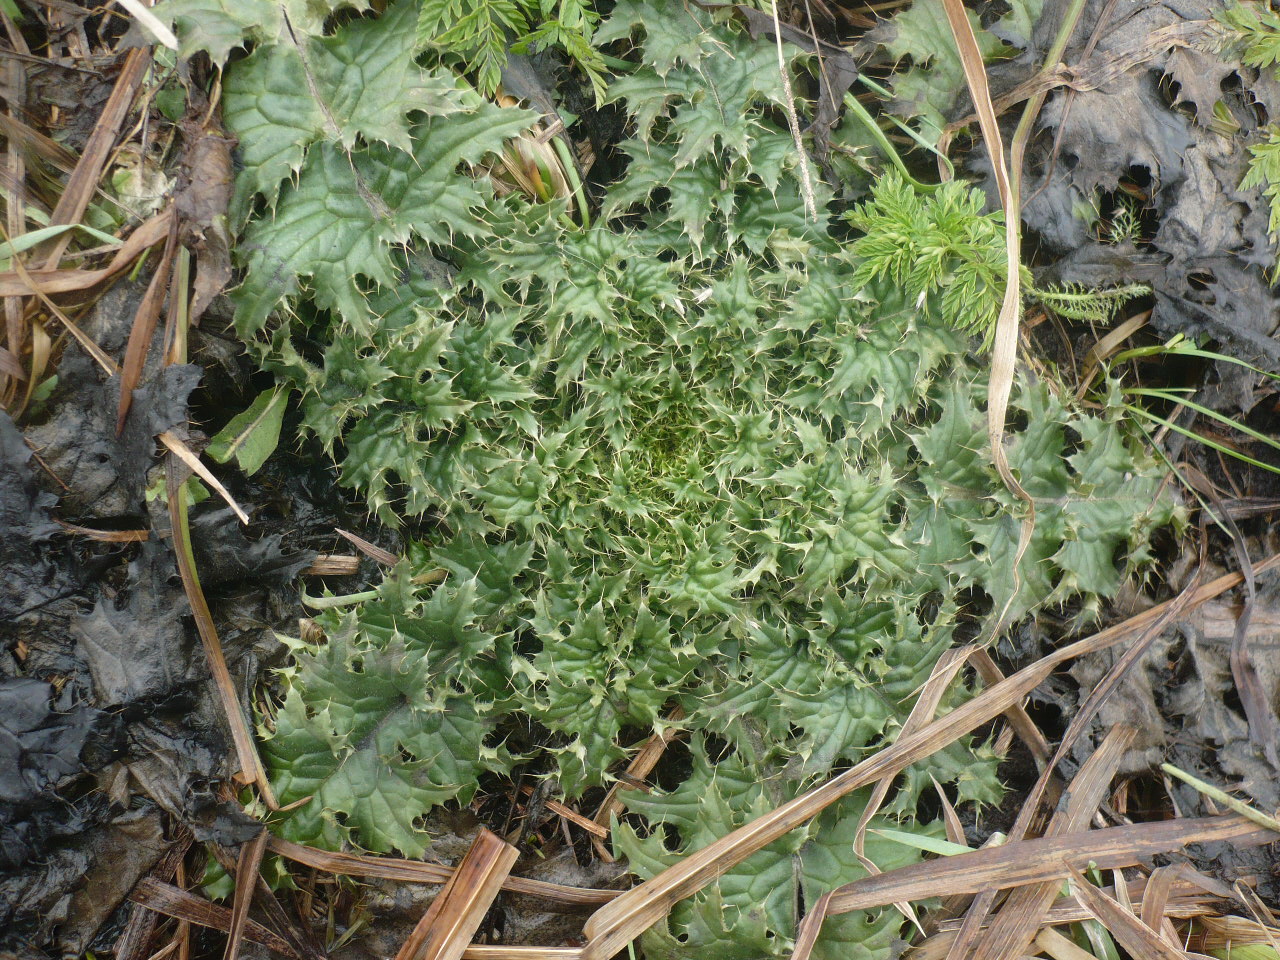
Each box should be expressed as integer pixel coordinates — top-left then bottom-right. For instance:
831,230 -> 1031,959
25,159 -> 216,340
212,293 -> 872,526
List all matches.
205,386 -> 291,476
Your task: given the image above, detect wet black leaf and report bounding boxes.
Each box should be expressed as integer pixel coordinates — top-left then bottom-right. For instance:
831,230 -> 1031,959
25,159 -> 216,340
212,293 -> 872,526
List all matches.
0,410 -> 75,625
1041,68 -> 1195,196
0,678 -> 97,809
72,542 -> 198,708
23,362 -> 202,519
189,505 -> 314,589
22,275 -> 202,520
993,0 -> 1280,378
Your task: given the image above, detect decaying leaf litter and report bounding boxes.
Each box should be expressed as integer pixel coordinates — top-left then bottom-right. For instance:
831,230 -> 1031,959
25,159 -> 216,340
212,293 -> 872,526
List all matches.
2,0 -> 1280,958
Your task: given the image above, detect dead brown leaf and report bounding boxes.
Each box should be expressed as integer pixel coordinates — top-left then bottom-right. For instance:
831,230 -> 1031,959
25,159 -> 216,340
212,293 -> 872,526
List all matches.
175,113 -> 234,324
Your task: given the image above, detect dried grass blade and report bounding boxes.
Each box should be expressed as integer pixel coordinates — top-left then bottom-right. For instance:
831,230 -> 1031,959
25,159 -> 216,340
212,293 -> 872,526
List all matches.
1065,863 -> 1191,959
0,218 -> 119,376
224,829 -> 268,960
21,317 -> 50,410
159,431 -> 249,524
0,112 -> 78,173
38,48 -> 152,270
1235,880 -> 1280,926
115,831 -> 194,960
395,829 -> 519,960
957,884 -> 1220,928
1034,926 -> 1107,960
118,216 -> 179,433
1198,913 -> 1280,958
830,815 -> 1272,916
855,647 -> 973,938
1077,309 -> 1151,399
56,519 -> 149,541
944,888 -> 998,960
336,528 -> 398,565
973,724 -> 1137,960
462,950 -> 582,960
0,210 -> 172,297
127,877 -> 300,959
998,552 -> 1207,882
914,883 -> 1225,957
2,7 -> 27,404
929,774 -> 966,848
517,786 -> 609,838
167,456 -> 275,806
0,345 -> 26,379
265,836 -> 618,905
209,842 -> 324,960
857,646 -> 972,853
939,0 -> 1032,636
969,646 -> 1051,766
790,890 -> 834,960
302,555 -> 360,576
1230,884 -> 1280,958
1141,866 -> 1188,946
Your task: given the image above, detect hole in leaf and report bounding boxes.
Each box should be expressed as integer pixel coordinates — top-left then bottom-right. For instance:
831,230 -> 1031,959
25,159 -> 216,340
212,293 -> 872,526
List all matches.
1187,270 -> 1216,296
886,498 -> 904,525
1061,423 -> 1085,464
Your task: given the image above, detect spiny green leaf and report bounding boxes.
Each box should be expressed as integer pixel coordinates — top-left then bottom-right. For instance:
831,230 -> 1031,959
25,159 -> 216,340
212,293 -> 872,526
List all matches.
264,598 -> 515,857
594,0 -> 714,75
869,0 -> 1039,137
224,0 -> 465,215
232,104 -> 534,336
154,0 -> 370,62
154,0 -> 284,62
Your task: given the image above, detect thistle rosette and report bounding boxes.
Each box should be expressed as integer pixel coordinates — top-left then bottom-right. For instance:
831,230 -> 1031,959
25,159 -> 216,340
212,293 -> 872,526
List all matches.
206,1 -> 1177,955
